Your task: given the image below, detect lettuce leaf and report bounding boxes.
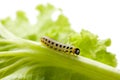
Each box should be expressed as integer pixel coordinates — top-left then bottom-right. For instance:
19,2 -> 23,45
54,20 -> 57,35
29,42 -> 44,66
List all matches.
0,3 -> 119,80
1,4 -> 117,67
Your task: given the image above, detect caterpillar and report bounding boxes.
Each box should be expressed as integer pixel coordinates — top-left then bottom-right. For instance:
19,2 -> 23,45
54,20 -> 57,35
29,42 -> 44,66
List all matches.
40,36 -> 80,55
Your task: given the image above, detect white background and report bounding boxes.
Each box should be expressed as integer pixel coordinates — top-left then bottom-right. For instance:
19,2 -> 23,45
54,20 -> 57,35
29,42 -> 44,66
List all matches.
0,0 -> 120,69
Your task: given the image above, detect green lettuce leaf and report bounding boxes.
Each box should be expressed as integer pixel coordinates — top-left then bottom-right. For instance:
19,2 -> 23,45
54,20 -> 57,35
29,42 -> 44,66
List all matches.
1,4 -> 117,67
0,3 -> 119,80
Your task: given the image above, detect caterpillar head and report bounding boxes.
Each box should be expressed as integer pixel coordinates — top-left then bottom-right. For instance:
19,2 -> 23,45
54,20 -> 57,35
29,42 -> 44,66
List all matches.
74,48 -> 80,55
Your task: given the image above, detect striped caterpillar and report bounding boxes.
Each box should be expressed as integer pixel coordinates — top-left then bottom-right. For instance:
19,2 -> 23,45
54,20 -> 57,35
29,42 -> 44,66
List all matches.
40,36 -> 80,55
